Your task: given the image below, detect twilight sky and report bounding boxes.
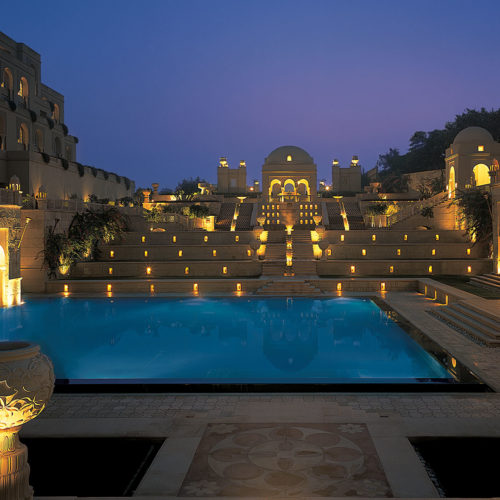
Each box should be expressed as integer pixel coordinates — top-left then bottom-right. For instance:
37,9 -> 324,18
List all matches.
4,0 -> 500,189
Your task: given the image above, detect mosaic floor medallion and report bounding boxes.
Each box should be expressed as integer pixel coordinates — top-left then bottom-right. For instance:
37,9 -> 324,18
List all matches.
179,423 -> 392,497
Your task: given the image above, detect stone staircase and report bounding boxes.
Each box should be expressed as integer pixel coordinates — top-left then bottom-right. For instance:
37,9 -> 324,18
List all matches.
255,279 -> 323,295
433,301 -> 500,346
262,262 -> 286,276
292,261 -> 317,275
470,274 -> 500,291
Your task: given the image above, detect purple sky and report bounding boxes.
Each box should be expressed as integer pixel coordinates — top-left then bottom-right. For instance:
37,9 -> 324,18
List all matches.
4,0 -> 500,189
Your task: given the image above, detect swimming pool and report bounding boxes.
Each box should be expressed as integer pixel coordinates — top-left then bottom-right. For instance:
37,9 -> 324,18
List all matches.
0,297 -> 483,388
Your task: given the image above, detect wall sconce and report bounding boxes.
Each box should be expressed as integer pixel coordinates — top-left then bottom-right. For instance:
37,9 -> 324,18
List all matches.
236,283 -> 242,292
110,250 -> 114,258
350,265 -> 355,274
235,235 -> 239,242
107,284 -> 112,292
467,248 -> 471,255
222,266 -> 228,274
340,234 -> 344,242
362,249 -> 366,256
63,284 -> 69,293
141,235 -> 146,243
204,235 -> 208,242
146,267 -> 152,275
389,265 -> 394,273
108,267 -> 113,275
381,282 -> 386,292
193,283 -> 198,293
172,235 -> 177,243
337,282 -> 342,291
185,266 -> 190,275
150,284 -> 155,293
178,250 -> 183,257
435,234 -> 439,241
404,234 -> 408,241
467,266 -> 472,273
213,249 -> 217,257
372,234 -> 376,242
428,266 -> 433,273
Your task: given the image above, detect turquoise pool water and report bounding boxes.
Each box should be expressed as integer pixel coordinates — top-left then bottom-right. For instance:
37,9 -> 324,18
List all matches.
0,297 -> 454,384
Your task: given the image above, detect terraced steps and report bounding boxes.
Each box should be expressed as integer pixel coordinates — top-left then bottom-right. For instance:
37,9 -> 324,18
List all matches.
470,274 -> 500,291
292,261 -> 317,276
262,262 -> 286,276
255,279 -> 322,296
433,300 -> 500,346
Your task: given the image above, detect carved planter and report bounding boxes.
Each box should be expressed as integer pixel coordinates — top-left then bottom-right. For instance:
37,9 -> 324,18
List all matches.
0,342 -> 55,499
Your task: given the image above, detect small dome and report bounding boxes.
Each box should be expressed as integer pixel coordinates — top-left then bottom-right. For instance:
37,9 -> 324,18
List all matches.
264,146 -> 314,165
453,127 -> 494,145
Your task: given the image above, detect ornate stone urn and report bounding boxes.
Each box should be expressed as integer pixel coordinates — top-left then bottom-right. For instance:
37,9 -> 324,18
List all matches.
0,342 -> 55,499
318,239 -> 330,260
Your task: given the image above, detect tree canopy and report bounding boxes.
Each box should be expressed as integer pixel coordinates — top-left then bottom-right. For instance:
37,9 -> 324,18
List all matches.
376,108 -> 500,191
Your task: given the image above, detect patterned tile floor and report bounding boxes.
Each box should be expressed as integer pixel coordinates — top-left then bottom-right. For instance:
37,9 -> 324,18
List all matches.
179,423 -> 391,497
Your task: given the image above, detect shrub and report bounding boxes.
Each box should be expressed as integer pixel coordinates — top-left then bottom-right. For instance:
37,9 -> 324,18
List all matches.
365,203 -> 388,216
61,158 -> 69,170
420,206 -> 434,218
61,123 -> 69,136
41,152 -> 50,163
77,163 -> 85,177
73,136 -> 79,144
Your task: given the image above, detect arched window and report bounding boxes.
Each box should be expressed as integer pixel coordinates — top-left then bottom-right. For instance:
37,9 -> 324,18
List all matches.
54,136 -> 62,156
18,123 -> 29,150
18,77 -> 29,98
35,129 -> 44,152
473,163 -> 490,186
52,103 -> 60,122
1,67 -> 13,92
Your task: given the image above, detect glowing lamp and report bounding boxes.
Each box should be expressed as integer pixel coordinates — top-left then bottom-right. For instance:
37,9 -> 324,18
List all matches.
236,283 -> 242,292
428,266 -> 433,273
63,284 -> 69,293
350,265 -> 355,274
193,283 -> 198,293
435,234 -> 439,241
467,248 -> 471,255
213,249 -> 217,257
389,265 -> 394,273
110,250 -> 114,258
222,266 -> 228,274
337,282 -> 342,291
141,236 -> 146,243
108,267 -> 113,275
178,250 -> 183,257
204,235 -> 208,242
372,234 -> 376,242
467,266 -> 472,273
150,284 -> 155,293
172,236 -> 177,243
107,284 -> 112,292
381,282 -> 386,292
362,249 -> 366,256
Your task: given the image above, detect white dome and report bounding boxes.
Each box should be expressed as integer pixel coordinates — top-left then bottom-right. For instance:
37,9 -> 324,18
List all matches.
453,126 -> 494,145
264,146 -> 314,165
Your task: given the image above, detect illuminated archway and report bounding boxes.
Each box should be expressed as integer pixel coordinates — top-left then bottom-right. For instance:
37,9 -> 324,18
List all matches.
18,77 -> 29,98
18,123 -> 29,151
473,163 -> 490,186
283,179 -> 296,192
268,179 -> 282,197
297,178 -> 310,195
2,68 -> 13,92
448,166 -> 455,198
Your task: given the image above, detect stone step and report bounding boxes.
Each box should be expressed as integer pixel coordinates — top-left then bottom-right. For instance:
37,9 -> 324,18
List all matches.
449,303 -> 500,332
470,275 -> 500,290
256,279 -> 322,295
433,309 -> 500,346
444,305 -> 500,339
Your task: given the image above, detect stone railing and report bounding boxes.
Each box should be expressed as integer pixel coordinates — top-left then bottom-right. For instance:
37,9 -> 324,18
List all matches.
0,188 -> 22,206
386,192 -> 448,227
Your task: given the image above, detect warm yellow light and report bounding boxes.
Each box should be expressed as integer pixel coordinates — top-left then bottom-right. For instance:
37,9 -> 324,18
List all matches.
389,265 -> 394,273
63,284 -> 69,292
236,283 -> 242,292
467,266 -> 472,273
141,236 -> 146,243
350,265 -> 355,274
397,249 -> 401,256
223,266 -> 228,274
213,249 -> 217,256
362,249 -> 366,256
478,145 -> 484,152
185,266 -> 189,275
435,234 -> 439,241
337,282 -> 342,291
144,250 -> 148,257
150,284 -> 155,293
247,249 -> 252,256
428,266 -> 433,273
467,248 -> 471,255
381,282 -> 386,292
404,234 -> 408,241
235,235 -> 239,242
340,234 -> 345,242
108,267 -> 113,275
287,155 -> 292,161
327,249 -> 332,256
432,249 -> 436,256
193,283 -> 198,292
146,267 -> 152,275
110,250 -> 114,258
107,284 -> 112,292
204,235 -> 208,242
178,250 -> 183,257
372,234 -> 376,241
451,357 -> 457,368
445,294 -> 449,305
172,235 -> 177,243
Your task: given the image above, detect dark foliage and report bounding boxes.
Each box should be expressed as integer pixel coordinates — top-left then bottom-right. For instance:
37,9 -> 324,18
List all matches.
77,163 -> 85,177
41,152 -> 50,163
61,123 -> 69,136
61,158 -> 69,170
